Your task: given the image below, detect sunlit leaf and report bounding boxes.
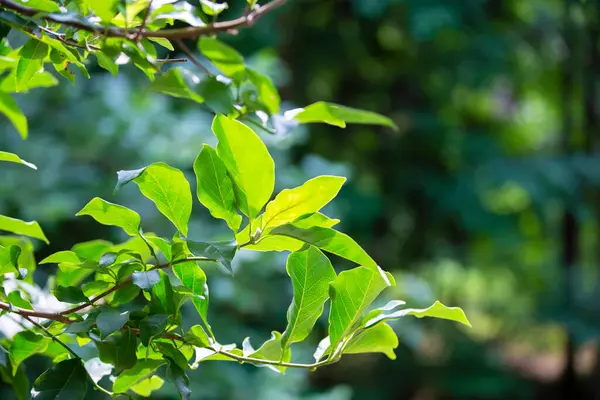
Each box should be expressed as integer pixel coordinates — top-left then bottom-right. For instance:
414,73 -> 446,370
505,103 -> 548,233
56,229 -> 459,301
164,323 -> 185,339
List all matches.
13,0 -> 60,12
130,376 -> 164,397
11,331 -> 50,374
363,300 -> 472,328
76,197 -> 141,237
172,261 -> 210,329
288,102 -> 398,130
244,331 -> 291,373
200,0 -> 228,16
0,215 -> 48,244
187,240 -> 236,273
148,67 -> 203,103
0,92 -> 27,138
113,359 -> 166,394
53,285 -> 89,304
16,39 -> 48,92
132,270 -> 161,290
198,37 -> 245,80
247,68 -> 280,114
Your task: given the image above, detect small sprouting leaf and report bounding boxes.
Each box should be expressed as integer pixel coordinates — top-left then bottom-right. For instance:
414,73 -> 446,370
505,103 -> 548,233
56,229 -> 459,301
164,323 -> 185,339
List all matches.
198,37 -> 245,80
0,92 -> 28,138
96,309 -> 130,338
130,376 -> 164,397
281,247 -> 336,353
11,331 -> 50,374
213,115 -> 275,218
328,266 -> 393,355
363,300 -> 472,328
247,68 -> 280,114
200,0 -> 228,16
193,144 -> 241,231
172,261 -> 209,328
288,102 -> 398,130
40,250 -> 81,265
76,197 -> 141,237
53,285 -> 89,304
0,151 -> 36,169
132,270 -> 161,290
148,68 -> 204,103
113,359 -> 166,394
269,225 -> 389,276
116,163 -> 193,236
342,322 -> 398,359
16,39 -> 49,92
245,331 -> 291,373
262,176 -> 345,230
95,328 -> 137,372
7,291 -> 32,310
0,215 -> 48,244
184,325 -> 211,347
32,359 -> 89,400
187,240 -> 237,273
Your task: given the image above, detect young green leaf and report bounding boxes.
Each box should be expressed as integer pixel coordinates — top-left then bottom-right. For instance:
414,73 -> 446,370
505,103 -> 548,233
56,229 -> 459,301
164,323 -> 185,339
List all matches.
95,328 -> 138,372
132,270 -> 161,290
150,270 -> 176,315
247,68 -> 280,114
165,357 -> 191,400
363,300 -> 472,328
289,102 -> 398,130
314,322 -> 398,361
187,240 -> 237,273
281,247 -> 336,353
130,376 -> 164,397
33,359 -> 89,400
155,342 -> 189,371
172,261 -> 210,330
16,39 -> 49,92
0,151 -> 36,169
113,359 -> 166,394
193,144 -> 241,231
96,309 -> 130,338
148,68 -> 204,103
198,37 -> 245,80
0,92 -> 28,138
328,266 -> 393,355
196,76 -> 235,115
95,52 -> 118,77
0,215 -> 48,244
262,176 -> 345,230
200,0 -> 228,16
14,0 -> 60,12
40,250 -> 81,265
213,114 -> 275,218
244,331 -> 291,373
11,331 -> 50,374
185,325 -> 211,347
7,291 -> 32,310
53,285 -> 89,304
0,244 -> 21,274
116,162 -> 192,236
76,197 -> 141,237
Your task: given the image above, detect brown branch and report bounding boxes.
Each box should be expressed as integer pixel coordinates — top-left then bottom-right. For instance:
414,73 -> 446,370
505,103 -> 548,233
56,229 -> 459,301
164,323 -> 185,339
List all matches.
0,302 -> 72,324
134,0 -> 153,42
157,58 -> 188,64
175,39 -> 211,75
0,0 -> 286,40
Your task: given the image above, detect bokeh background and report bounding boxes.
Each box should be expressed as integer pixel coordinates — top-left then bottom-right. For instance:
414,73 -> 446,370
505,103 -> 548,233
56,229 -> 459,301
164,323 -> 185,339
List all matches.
2,0 -> 600,398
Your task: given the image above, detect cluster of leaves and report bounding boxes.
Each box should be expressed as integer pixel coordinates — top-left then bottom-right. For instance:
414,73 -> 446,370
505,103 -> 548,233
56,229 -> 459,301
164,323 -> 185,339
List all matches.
0,0 -> 470,399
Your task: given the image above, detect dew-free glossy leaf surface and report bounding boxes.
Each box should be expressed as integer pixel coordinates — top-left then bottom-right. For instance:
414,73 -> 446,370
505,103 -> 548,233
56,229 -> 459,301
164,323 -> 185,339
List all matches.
76,197 -> 141,237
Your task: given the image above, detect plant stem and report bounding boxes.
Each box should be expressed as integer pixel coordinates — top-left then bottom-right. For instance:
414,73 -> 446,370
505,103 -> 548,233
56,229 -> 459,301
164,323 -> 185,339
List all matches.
21,314 -> 80,360
216,349 -> 333,370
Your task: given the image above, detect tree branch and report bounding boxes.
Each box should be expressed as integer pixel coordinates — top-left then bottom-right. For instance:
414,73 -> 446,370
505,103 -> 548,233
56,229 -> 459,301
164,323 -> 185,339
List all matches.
175,39 -> 212,76
0,0 -> 286,40
216,349 -> 334,370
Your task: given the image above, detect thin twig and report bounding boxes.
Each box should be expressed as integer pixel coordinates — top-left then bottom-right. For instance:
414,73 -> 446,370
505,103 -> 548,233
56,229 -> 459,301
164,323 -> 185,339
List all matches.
39,26 -> 101,51
156,58 -> 187,63
0,0 -> 287,40
134,0 -> 153,42
175,39 -> 212,75
217,349 -> 334,370
21,314 -> 80,359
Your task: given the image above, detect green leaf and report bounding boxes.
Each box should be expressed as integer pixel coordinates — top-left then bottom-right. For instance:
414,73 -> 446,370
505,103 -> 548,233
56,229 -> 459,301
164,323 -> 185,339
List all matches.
0,215 -> 48,244
213,114 -> 274,218
112,284 -> 141,305
132,270 -> 161,290
150,270 -> 176,315
363,300 -> 472,328
263,176 -> 345,230
0,92 -> 27,138
40,250 -> 81,265
196,77 -> 235,115
11,364 -> 29,400
7,291 -> 32,310
193,144 -> 241,230
343,322 -> 398,359
0,244 -> 21,274
11,331 -> 50,374
139,314 -> 168,346
95,328 -> 137,372
88,0 -> 117,21
269,225 -> 390,277
328,266 -> 393,355
244,331 -> 291,373
165,357 -> 191,400
148,68 -> 203,103
187,240 -> 236,273
53,285 -> 89,304
130,376 -> 164,397
247,68 -> 280,114
14,0 -> 60,12
113,359 -> 166,394
32,359 -> 89,400
95,52 -> 118,77
148,37 -> 174,51
96,309 -> 130,338
16,39 -> 49,92
116,163 -> 192,236
0,151 -> 36,169
0,70 -> 58,93
290,102 -> 398,130
184,325 -> 211,347
172,261 -> 209,328
76,197 -> 141,237
198,37 -> 245,80
155,342 -> 189,371
200,0 -> 228,16
281,247 -> 336,353
144,235 -> 172,261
